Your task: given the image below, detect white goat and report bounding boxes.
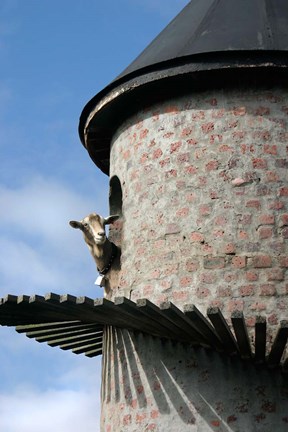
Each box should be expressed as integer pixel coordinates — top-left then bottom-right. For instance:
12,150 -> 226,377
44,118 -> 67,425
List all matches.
69,213 -> 120,297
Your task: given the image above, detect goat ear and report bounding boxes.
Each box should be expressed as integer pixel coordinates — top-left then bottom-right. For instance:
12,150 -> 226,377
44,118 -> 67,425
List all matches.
69,220 -> 83,230
103,215 -> 119,225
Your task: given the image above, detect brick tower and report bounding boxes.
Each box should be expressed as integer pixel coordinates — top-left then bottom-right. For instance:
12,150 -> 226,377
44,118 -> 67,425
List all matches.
79,1 -> 288,430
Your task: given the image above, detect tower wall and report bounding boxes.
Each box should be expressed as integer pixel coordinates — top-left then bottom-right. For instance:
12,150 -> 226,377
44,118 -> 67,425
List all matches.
103,85 -> 288,431
110,86 -> 288,323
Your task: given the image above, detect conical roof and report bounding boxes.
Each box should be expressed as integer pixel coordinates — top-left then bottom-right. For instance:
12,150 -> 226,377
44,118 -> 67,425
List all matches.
117,0 -> 288,80
80,0 -> 288,174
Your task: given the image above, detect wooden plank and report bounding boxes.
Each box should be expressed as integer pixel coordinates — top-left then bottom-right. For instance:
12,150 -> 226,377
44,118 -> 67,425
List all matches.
16,321 -> 82,333
35,328 -> 103,344
58,335 -> 103,351
254,316 -> 266,364
84,347 -> 103,358
207,307 -> 238,355
114,297 -> 175,339
267,320 -> 288,368
184,304 -> 224,351
231,311 -> 252,359
48,333 -> 103,348
24,323 -> 103,338
160,302 -> 204,345
72,340 -> 103,355
136,299 -> 190,342
26,294 -> 79,322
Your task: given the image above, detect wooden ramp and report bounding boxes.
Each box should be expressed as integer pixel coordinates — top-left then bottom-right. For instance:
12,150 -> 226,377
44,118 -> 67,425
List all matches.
0,293 -> 287,370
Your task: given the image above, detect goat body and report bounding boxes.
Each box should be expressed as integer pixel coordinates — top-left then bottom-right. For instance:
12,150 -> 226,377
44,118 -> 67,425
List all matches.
69,213 -> 121,298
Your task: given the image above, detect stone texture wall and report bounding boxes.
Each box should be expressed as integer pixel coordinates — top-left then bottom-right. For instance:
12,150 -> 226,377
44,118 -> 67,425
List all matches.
104,86 -> 288,431
110,87 -> 288,326
101,327 -> 288,432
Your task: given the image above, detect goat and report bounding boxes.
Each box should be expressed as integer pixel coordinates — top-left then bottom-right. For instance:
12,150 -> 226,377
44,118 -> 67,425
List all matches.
69,213 -> 120,298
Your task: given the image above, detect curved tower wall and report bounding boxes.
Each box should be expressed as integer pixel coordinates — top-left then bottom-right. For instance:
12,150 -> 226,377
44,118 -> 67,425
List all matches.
101,84 -> 288,430
110,86 -> 288,327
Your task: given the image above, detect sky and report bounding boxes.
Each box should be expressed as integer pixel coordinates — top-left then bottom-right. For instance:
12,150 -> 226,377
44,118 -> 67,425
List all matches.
0,1 -> 190,431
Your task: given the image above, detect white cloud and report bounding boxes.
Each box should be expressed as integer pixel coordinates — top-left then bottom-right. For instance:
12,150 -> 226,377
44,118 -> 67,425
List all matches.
0,175 -> 109,296
0,387 -> 101,432
0,238 -> 59,292
0,176 -> 105,246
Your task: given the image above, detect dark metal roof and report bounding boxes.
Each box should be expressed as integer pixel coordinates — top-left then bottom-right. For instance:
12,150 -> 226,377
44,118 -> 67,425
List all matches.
1,293 -> 288,369
79,0 -> 288,174
116,0 -> 288,79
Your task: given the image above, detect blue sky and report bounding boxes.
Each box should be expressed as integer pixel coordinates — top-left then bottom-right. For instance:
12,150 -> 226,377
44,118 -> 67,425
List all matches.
0,1 -> 189,430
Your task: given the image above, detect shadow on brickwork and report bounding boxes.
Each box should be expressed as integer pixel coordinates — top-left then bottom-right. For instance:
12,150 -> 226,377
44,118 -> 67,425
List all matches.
102,328 -> 288,431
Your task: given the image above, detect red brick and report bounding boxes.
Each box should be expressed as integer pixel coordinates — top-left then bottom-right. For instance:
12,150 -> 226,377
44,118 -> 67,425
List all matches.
184,165 -> 198,175
180,127 -> 193,137
238,230 -> 249,239
252,255 -> 272,268
180,276 -> 192,287
259,214 -> 275,225
152,148 -> 163,159
186,138 -> 198,145
186,259 -> 199,272
246,200 -> 261,209
218,287 -> 232,297
196,286 -> 211,298
190,231 -> 204,242
150,410 -> 159,419
200,272 -> 216,284
266,171 -> 280,182
268,314 -> 278,325
267,268 -> 284,281
199,204 -> 212,216
172,291 -> 189,302
224,272 -> 238,283
252,158 -> 267,169
170,141 -> 182,153
263,144 -> 277,155
136,413 -> 147,424
260,284 -> 276,296
165,169 -> 177,178
269,200 -> 285,210
231,256 -> 247,268
205,160 -> 219,171
147,424 -> 157,430
246,271 -> 259,281
280,214 -> 288,226
222,243 -> 236,254
123,415 -> 132,426
250,302 -> 267,311
279,256 -> 288,267
177,152 -> 190,163
139,128 -> 149,139
258,226 -> 273,239
165,223 -> 181,235
201,122 -> 214,133
140,153 -> 149,163
228,299 -> 244,312
203,257 -> 225,269
275,158 -> 288,167
159,157 -> 171,168
176,207 -> 189,217
279,186 -> 288,196
239,285 -> 254,296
